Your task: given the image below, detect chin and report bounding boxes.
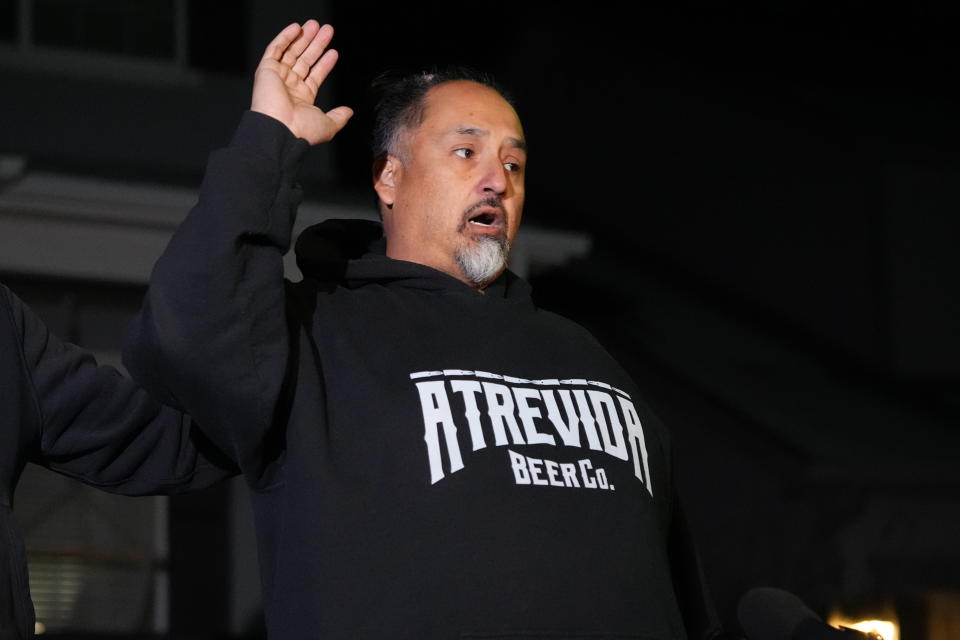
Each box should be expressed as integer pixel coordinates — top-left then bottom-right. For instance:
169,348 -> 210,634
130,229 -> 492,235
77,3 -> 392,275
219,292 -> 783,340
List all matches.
455,235 -> 509,285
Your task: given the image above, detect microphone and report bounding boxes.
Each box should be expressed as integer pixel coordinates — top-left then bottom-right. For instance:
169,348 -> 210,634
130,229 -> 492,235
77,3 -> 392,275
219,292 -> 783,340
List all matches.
737,587 -> 884,640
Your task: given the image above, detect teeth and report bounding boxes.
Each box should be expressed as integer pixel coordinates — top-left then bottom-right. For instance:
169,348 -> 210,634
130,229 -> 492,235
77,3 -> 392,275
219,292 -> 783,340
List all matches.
470,213 -> 496,226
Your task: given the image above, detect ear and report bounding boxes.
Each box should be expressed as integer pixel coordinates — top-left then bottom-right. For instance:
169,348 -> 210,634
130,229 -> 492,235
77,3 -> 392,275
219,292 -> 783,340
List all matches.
373,155 -> 401,209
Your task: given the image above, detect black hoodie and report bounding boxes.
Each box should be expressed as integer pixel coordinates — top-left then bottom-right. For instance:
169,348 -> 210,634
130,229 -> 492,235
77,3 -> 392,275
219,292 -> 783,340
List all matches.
0,284 -> 236,640
124,111 -> 723,640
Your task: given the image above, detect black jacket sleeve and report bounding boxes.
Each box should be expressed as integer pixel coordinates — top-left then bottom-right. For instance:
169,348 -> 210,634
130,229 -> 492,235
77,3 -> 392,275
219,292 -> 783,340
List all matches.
122,111 -> 308,475
2,284 -> 236,496
669,492 -> 727,640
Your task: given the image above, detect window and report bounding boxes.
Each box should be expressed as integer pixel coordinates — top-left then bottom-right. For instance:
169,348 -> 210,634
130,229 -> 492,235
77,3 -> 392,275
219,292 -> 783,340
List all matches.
17,467 -> 169,634
34,0 -> 178,59
1,0 -> 248,76
6,279 -> 172,634
0,2 -> 16,43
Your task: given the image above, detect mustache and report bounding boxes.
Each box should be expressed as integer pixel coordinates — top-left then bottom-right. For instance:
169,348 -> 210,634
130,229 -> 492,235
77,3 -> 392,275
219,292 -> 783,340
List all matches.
458,197 -> 508,234
463,196 -> 507,220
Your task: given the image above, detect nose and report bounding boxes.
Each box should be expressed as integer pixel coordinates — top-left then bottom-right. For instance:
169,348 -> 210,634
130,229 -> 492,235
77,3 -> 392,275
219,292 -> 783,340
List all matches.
479,156 -> 508,197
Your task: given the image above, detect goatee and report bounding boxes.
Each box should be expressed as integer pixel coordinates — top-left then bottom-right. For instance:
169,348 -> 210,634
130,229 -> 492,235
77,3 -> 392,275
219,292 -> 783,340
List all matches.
455,234 -> 510,286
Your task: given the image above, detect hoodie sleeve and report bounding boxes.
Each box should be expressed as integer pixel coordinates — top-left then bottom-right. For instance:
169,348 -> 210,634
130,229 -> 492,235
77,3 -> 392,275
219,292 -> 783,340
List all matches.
668,491 -> 727,640
3,284 -> 237,495
122,111 -> 309,473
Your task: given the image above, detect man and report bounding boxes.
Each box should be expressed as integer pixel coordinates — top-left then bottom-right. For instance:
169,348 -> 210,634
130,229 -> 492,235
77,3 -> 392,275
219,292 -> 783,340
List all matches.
0,283 -> 236,639
124,20 -> 724,639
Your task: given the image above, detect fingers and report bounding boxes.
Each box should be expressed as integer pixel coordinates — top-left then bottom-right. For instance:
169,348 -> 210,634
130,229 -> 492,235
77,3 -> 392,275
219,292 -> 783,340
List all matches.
262,20 -> 335,96
281,19 -> 322,69
291,23 -> 334,79
261,22 -> 303,64
261,19 -> 331,68
303,48 -> 339,94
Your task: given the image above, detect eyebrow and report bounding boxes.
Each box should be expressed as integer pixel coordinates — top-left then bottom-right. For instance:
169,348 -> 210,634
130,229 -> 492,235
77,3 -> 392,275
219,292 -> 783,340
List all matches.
452,126 -> 527,152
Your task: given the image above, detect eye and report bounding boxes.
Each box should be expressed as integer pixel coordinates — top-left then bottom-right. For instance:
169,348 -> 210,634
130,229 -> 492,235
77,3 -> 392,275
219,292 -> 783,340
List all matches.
454,148 -> 474,159
504,161 -> 522,173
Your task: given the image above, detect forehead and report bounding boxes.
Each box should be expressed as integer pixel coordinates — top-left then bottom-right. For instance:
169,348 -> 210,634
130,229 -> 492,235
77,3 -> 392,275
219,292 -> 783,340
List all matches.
419,81 -> 525,140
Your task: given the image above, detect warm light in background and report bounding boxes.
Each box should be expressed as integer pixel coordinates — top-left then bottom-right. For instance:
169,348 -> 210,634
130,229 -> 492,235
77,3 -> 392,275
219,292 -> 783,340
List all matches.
827,614 -> 897,640
34,621 -> 45,635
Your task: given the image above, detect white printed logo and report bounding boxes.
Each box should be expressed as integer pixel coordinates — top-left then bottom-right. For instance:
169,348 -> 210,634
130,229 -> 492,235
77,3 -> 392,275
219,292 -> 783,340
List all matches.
411,369 -> 652,495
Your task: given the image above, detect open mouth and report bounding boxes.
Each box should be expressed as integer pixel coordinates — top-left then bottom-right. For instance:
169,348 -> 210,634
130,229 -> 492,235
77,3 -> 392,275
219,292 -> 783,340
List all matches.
463,198 -> 507,235
469,212 -> 498,227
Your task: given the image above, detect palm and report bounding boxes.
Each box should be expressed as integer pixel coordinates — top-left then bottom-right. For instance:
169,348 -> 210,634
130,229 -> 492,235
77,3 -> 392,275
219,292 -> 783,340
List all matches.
251,21 -> 352,145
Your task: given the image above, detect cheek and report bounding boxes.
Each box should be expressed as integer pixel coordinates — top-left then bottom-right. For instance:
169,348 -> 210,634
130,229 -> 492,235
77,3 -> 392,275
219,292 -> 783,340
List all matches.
399,173 -> 441,218
414,167 -> 452,201
508,196 -> 525,240
413,188 -> 459,240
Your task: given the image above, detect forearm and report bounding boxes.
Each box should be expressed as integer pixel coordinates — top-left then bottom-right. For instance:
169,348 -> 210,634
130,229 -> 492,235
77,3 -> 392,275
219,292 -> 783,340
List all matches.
124,18 -> 350,470
38,367 -> 237,496
3,284 -> 236,495
124,111 -> 309,467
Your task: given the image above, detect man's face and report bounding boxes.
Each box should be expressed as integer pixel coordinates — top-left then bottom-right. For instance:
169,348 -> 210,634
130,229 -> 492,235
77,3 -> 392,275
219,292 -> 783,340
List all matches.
375,80 -> 527,288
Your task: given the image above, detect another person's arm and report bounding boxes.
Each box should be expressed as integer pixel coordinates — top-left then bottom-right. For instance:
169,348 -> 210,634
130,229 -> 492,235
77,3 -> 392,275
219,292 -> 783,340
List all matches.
4,284 -> 235,495
122,21 -> 351,470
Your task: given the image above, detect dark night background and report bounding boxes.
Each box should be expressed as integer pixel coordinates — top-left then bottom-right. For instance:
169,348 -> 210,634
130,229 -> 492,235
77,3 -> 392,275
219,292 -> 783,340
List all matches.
1,2 -> 958,638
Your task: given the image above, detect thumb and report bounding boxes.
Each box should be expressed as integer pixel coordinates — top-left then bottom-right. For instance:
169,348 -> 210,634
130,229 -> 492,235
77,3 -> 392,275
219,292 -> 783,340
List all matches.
326,106 -> 354,132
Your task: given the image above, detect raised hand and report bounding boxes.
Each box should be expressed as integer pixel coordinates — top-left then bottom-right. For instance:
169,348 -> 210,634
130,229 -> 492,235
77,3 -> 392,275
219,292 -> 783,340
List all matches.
251,20 -> 353,145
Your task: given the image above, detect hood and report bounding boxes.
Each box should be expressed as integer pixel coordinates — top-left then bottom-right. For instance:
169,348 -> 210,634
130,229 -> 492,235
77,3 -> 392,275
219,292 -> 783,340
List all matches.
294,218 -> 533,301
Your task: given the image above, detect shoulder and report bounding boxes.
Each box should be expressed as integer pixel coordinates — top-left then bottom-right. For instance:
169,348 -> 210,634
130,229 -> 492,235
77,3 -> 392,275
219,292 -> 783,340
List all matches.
535,306 -> 612,350
0,284 -> 26,338
0,283 -> 12,310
